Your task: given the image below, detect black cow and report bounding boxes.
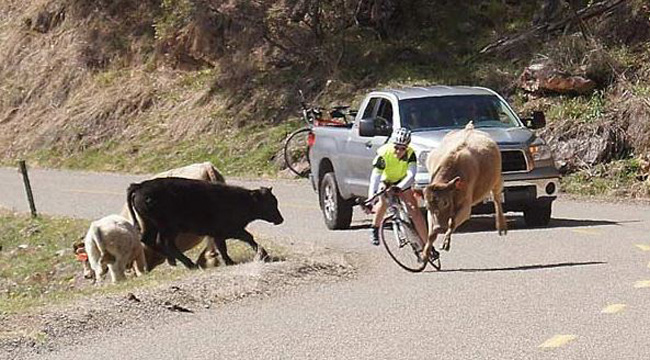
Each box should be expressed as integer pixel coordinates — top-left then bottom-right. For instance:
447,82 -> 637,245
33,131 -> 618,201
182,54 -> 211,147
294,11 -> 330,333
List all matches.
127,177 -> 284,269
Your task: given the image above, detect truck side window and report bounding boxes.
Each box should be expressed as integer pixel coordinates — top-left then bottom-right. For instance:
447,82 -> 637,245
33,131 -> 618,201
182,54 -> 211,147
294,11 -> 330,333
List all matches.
362,98 -> 379,119
376,99 -> 394,125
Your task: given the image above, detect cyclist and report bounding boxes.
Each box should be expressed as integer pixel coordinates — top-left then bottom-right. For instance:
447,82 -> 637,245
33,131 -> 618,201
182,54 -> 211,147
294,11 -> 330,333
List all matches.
365,128 -> 437,259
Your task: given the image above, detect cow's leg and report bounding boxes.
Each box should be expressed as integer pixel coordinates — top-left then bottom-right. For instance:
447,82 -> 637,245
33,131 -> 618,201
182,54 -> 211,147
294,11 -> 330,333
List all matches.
141,226 -> 176,266
159,230 -> 197,270
90,260 -> 103,284
441,217 -> 455,252
107,259 -> 126,283
213,237 -> 235,265
164,234 -> 176,267
133,245 -> 147,276
234,230 -> 268,262
81,260 -> 94,279
140,221 -> 156,246
491,188 -> 507,236
148,229 -> 178,267
442,205 -> 471,251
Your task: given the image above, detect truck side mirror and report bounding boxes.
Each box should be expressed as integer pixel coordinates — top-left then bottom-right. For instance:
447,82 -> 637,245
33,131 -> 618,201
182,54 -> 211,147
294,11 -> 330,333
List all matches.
359,117 -> 392,137
525,111 -> 546,129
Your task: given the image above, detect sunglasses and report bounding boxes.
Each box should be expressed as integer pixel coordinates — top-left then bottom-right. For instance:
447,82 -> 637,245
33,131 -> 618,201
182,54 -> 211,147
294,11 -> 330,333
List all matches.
394,145 -> 407,151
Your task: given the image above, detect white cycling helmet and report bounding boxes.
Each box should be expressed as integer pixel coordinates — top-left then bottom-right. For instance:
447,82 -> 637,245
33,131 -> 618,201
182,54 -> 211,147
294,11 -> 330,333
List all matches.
394,127 -> 412,146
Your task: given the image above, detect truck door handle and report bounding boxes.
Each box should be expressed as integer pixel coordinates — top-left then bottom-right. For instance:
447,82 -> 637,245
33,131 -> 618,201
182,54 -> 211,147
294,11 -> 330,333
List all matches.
365,141 -> 373,149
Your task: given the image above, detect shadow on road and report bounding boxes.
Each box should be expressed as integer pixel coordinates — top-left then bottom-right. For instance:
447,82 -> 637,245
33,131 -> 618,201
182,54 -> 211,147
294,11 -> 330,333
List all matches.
349,215 -> 628,234
455,216 -> 627,234
430,261 -> 606,273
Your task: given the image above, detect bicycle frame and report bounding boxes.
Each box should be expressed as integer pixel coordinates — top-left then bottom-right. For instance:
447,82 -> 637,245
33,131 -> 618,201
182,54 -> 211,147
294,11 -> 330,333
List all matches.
385,193 -> 412,247
366,187 -> 435,272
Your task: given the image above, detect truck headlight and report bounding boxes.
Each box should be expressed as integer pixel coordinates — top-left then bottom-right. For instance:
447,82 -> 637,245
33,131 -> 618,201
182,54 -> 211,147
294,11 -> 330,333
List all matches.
529,143 -> 552,161
417,151 -> 430,168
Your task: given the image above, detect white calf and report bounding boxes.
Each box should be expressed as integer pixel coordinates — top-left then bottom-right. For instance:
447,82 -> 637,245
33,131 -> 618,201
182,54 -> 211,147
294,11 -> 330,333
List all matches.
83,214 -> 146,283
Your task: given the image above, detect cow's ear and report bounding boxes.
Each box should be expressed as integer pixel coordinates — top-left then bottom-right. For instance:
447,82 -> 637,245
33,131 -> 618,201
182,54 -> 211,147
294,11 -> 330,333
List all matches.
422,185 -> 434,201
446,177 -> 463,190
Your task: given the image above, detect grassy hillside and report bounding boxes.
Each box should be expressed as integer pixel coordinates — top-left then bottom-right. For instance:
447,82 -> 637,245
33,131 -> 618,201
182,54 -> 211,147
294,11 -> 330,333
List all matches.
0,0 -> 649,196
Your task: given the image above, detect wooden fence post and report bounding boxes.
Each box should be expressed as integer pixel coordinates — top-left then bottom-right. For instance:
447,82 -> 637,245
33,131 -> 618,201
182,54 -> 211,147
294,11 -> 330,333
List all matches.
18,160 -> 38,218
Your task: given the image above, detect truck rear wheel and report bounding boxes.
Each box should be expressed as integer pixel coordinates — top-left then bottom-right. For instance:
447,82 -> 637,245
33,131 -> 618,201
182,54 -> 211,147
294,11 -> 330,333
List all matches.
319,172 -> 353,230
523,201 -> 552,227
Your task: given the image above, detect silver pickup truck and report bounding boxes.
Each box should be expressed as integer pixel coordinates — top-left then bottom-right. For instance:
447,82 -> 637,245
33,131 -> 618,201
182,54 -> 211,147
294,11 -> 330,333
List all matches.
309,86 -> 560,230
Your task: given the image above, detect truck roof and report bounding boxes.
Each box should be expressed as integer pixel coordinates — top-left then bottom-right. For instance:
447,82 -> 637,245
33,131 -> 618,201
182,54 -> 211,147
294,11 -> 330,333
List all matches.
372,86 -> 497,100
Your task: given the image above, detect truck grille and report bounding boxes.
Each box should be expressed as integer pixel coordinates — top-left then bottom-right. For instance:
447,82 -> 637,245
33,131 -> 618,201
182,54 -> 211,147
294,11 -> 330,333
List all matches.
501,150 -> 528,172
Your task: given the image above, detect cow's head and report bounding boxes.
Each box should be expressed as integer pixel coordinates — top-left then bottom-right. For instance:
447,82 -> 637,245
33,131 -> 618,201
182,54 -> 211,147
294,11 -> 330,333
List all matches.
252,187 -> 284,225
72,240 -> 93,279
423,177 -> 463,230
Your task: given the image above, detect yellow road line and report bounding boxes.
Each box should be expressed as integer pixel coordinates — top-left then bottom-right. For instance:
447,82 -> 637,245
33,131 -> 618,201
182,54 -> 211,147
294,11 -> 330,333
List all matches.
634,280 -> 650,288
539,335 -> 577,348
601,304 -> 626,314
634,244 -> 650,251
571,229 -> 600,235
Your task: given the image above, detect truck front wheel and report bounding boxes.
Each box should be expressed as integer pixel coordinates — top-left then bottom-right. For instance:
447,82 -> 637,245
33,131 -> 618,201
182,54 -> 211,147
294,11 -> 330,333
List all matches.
319,172 -> 353,230
523,201 -> 552,227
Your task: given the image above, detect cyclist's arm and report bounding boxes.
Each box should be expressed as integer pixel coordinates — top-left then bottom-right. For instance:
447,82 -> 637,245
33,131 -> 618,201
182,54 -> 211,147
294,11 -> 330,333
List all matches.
368,155 -> 385,199
395,152 -> 417,191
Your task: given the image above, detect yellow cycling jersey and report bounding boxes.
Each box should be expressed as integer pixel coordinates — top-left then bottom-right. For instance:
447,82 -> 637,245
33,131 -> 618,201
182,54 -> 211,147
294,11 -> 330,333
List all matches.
372,143 -> 417,183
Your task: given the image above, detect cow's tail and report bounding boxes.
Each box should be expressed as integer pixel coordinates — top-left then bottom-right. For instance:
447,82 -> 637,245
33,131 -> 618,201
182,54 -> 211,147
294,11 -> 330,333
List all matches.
206,162 -> 226,184
90,224 -> 109,265
127,183 -> 142,233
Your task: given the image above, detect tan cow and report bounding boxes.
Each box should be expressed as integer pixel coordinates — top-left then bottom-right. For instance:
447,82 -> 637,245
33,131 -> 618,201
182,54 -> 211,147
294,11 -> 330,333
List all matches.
120,162 -> 226,270
82,214 -> 146,283
422,122 -> 507,260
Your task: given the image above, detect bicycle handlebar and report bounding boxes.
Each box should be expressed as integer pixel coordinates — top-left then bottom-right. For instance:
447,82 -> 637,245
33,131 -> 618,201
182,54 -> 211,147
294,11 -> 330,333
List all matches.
359,185 -> 402,208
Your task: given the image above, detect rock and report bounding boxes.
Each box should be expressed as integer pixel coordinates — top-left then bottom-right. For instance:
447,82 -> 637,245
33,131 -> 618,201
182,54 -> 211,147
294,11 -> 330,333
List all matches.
163,301 -> 193,313
520,60 -> 596,95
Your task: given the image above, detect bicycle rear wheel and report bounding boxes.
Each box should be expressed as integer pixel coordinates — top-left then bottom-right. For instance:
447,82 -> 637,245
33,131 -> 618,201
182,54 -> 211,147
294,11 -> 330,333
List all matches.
283,127 -> 312,178
380,216 -> 427,272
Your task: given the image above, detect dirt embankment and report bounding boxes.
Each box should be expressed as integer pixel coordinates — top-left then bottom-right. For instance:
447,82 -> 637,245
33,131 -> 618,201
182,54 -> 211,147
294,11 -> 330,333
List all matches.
0,0 -> 649,191
1,254 -> 357,359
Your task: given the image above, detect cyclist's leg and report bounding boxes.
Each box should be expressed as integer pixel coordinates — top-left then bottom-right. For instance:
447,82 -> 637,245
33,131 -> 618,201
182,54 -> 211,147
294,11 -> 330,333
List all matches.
399,189 -> 427,247
373,195 -> 388,227
370,189 -> 388,245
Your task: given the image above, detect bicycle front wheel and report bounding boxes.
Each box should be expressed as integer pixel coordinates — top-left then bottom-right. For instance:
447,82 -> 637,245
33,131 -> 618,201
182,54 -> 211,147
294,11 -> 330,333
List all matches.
283,127 -> 312,178
380,216 -> 427,273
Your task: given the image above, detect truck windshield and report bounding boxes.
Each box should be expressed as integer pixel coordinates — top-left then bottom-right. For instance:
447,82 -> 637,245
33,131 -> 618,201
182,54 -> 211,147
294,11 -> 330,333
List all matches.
399,95 -> 521,131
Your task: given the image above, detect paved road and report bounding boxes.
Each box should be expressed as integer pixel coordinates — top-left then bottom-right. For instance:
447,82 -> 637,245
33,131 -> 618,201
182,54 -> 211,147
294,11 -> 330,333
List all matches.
2,167 -> 650,359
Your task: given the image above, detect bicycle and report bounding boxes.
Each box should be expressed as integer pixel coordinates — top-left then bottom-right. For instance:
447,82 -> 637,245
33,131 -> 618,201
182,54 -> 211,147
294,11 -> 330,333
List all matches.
363,187 -> 441,273
283,90 -> 355,178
